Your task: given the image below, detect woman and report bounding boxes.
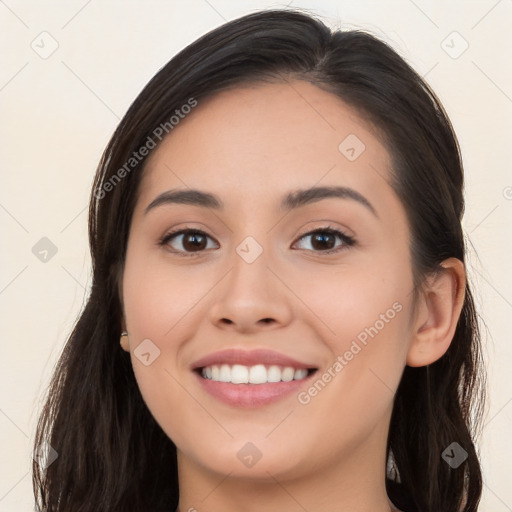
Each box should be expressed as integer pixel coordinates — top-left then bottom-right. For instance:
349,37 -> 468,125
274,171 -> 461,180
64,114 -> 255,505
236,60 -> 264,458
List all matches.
33,8 -> 486,512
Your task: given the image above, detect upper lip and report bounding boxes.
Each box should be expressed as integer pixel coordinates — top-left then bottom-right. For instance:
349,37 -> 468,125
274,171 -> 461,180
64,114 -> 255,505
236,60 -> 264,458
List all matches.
191,348 -> 318,371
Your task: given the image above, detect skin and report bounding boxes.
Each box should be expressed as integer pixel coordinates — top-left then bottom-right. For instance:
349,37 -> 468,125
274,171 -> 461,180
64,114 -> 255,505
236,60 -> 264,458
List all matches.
119,79 -> 466,512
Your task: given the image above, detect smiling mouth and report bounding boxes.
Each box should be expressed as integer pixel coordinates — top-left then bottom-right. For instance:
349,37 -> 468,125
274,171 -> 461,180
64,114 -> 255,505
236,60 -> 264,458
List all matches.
195,364 -> 318,384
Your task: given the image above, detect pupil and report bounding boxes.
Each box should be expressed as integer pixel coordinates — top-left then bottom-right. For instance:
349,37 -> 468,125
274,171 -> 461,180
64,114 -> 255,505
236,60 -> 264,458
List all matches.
312,233 -> 334,250
184,233 -> 206,251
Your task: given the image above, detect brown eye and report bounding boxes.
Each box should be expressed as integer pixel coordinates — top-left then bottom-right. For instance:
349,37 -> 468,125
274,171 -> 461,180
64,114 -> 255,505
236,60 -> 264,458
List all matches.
160,229 -> 218,255
293,227 -> 355,254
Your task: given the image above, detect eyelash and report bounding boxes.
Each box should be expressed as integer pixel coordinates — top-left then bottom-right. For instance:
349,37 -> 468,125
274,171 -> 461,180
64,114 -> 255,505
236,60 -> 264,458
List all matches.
158,225 -> 356,258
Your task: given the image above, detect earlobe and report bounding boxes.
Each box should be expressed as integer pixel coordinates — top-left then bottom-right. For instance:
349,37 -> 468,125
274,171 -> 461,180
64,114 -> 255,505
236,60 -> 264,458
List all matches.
120,332 -> 130,352
406,258 -> 466,367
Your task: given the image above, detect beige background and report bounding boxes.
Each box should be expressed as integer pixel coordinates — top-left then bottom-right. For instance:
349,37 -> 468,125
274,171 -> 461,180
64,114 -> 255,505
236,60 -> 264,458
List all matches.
1,1 -> 511,510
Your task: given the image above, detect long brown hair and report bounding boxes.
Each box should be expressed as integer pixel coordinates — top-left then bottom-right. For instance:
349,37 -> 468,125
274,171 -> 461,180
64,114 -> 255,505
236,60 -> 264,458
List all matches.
33,8 -> 486,512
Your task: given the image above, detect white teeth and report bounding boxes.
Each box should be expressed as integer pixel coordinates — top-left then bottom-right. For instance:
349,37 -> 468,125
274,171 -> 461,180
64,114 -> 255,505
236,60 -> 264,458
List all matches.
281,367 -> 295,382
200,364 -> 312,384
294,368 -> 308,380
248,364 -> 267,384
231,364 -> 249,384
219,364 -> 231,383
267,365 -> 282,382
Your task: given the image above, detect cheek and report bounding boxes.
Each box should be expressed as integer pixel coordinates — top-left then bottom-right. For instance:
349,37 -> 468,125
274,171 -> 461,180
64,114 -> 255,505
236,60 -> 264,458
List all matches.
291,260 -> 412,416
291,300 -> 411,462
122,251 -> 212,339
121,251 -> 224,442
294,258 -> 411,347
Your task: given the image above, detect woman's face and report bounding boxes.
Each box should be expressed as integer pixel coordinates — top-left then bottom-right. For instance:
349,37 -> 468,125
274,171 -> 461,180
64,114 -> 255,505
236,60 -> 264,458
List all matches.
121,80 -> 416,480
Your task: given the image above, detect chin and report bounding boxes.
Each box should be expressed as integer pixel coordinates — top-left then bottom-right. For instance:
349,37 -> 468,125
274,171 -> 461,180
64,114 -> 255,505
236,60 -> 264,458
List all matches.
183,437 -> 308,481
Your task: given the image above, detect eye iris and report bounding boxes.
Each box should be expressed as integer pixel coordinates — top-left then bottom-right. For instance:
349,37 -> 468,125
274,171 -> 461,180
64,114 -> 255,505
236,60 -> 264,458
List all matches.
183,232 -> 207,251
312,232 -> 335,250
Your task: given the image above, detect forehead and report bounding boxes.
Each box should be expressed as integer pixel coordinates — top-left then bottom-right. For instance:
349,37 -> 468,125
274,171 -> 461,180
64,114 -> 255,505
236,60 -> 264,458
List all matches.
137,80 -> 394,212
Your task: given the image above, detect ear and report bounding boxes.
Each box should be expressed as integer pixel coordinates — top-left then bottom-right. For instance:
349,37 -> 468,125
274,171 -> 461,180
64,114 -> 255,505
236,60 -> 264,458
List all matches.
406,258 -> 466,367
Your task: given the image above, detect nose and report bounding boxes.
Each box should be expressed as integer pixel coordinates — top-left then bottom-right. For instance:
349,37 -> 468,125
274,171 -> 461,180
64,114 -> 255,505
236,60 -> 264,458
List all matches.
207,248 -> 293,334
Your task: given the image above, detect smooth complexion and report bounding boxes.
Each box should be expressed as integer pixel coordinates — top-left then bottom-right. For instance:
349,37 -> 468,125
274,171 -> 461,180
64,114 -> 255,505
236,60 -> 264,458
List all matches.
119,80 -> 465,512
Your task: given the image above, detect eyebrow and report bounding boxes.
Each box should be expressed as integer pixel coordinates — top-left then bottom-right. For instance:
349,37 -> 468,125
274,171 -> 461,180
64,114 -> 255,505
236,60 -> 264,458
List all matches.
144,186 -> 378,218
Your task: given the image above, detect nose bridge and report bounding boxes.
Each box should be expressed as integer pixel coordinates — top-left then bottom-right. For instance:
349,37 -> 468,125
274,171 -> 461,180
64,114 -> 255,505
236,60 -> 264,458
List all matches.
207,235 -> 293,331
230,241 -> 270,297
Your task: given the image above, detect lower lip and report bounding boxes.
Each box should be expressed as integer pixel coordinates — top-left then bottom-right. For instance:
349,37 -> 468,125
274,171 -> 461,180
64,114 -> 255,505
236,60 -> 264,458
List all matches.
194,370 -> 316,408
